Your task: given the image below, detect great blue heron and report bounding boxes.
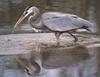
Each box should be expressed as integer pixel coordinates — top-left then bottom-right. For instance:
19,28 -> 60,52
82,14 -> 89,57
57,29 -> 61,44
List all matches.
13,6 -> 93,45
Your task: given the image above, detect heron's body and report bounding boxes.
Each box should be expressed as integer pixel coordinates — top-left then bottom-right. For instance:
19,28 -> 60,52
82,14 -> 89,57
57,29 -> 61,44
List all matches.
42,12 -> 80,31
14,6 -> 93,45
28,11 -> 92,32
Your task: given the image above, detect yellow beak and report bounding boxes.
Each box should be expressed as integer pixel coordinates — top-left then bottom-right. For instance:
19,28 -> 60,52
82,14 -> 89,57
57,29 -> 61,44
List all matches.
12,12 -> 30,33
12,15 -> 26,33
14,16 -> 26,28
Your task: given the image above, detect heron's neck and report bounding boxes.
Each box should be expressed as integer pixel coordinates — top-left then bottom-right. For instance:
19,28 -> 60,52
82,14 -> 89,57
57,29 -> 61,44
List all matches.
32,9 -> 40,20
28,13 -> 44,29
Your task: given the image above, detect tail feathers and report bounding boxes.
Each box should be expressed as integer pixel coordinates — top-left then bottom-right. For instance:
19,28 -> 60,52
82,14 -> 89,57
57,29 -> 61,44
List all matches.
82,26 -> 92,32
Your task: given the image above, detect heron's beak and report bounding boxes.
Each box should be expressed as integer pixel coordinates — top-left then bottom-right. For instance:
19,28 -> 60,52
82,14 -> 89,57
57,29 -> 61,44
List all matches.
12,12 -> 30,33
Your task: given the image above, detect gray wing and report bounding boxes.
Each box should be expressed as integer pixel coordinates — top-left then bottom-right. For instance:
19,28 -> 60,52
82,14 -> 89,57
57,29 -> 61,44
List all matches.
42,12 -> 93,31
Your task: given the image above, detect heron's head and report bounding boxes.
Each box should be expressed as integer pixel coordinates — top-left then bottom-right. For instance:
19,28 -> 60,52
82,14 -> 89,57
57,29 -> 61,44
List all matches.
13,6 -> 39,30
25,63 -> 40,76
16,57 -> 41,76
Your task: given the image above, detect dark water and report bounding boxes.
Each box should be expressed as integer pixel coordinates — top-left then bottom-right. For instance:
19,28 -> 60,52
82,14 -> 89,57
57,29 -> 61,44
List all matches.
0,0 -> 89,26
0,46 -> 98,77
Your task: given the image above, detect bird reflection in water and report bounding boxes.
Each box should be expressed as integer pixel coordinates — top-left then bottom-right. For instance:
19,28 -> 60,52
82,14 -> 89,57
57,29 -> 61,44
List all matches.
15,45 -> 91,77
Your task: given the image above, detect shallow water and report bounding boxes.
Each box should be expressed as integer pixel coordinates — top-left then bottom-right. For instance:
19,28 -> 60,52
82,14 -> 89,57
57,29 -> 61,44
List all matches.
0,45 -> 99,77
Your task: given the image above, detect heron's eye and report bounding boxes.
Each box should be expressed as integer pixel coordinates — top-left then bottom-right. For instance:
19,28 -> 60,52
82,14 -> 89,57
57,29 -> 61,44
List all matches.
23,11 -> 28,15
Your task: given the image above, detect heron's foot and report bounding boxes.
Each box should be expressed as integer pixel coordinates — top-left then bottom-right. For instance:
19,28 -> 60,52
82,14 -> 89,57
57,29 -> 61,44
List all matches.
74,37 -> 78,42
68,32 -> 78,43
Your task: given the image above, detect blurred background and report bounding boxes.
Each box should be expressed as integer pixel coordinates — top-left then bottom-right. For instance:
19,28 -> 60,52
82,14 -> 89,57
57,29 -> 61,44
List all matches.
0,0 -> 100,77
0,0 -> 99,34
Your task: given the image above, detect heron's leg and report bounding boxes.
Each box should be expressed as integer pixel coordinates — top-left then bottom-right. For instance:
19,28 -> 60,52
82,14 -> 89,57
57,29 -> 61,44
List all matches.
68,32 -> 78,42
55,32 -> 62,45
